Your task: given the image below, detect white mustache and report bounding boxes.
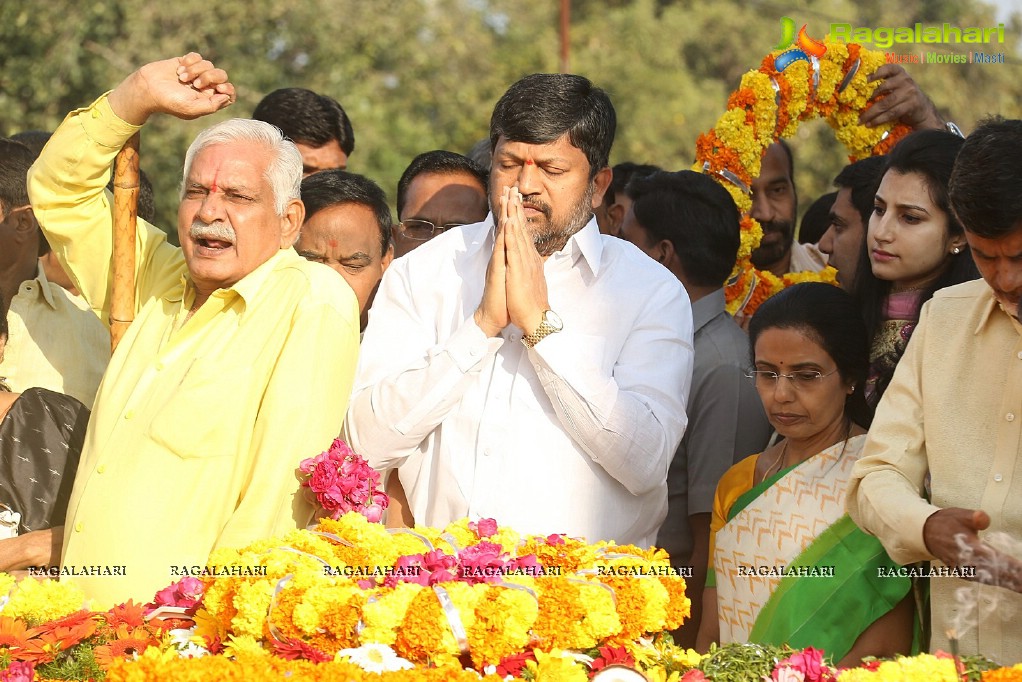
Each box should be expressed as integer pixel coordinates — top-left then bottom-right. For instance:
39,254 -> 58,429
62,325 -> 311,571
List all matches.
190,221 -> 236,244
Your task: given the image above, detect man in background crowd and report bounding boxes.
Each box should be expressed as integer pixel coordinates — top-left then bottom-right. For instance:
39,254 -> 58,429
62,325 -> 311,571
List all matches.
297,169 -> 394,331
619,169 -> 771,644
253,87 -> 355,176
394,150 -> 488,258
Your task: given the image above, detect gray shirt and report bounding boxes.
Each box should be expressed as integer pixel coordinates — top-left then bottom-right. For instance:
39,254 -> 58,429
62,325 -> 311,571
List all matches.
656,288 -> 772,566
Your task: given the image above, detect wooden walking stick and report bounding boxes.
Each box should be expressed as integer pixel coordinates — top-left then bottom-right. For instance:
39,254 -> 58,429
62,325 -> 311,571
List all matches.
110,132 -> 140,353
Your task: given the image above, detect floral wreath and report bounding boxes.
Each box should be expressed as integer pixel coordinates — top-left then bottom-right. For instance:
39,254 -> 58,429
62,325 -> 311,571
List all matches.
692,39 -> 911,316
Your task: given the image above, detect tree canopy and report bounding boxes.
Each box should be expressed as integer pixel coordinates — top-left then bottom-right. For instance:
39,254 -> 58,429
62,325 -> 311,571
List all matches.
2,0 -> 1019,230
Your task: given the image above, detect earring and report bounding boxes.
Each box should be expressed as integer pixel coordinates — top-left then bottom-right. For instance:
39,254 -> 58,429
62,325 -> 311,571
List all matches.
952,246 -> 962,255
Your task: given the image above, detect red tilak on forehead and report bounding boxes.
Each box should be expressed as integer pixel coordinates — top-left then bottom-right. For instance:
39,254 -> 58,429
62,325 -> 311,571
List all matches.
525,159 -> 534,165
210,172 -> 218,194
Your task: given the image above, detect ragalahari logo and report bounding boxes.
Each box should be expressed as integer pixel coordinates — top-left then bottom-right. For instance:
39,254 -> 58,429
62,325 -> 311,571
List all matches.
774,17 -> 828,71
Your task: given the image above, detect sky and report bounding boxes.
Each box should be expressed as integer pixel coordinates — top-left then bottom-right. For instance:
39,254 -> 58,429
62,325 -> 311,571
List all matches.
988,0 -> 1021,23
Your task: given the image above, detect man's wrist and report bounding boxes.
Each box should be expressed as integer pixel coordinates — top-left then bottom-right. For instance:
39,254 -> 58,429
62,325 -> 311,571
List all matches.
522,309 -> 563,348
522,308 -> 547,338
473,309 -> 503,338
108,72 -> 154,126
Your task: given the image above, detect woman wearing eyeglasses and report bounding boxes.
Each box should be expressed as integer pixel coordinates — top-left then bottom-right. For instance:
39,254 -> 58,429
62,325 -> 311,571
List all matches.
695,283 -> 914,665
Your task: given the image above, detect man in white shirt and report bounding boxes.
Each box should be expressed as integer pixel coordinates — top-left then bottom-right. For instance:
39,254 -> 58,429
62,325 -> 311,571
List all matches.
345,74 -> 693,546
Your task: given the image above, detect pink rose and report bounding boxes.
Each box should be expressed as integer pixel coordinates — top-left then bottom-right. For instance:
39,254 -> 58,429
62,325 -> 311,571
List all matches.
775,648 -> 828,682
309,461 -> 339,494
384,554 -> 429,587
0,661 -> 35,682
427,568 -> 457,585
178,577 -> 204,601
423,549 -> 457,572
297,456 -> 318,476
151,583 -> 178,607
772,667 -> 806,682
458,542 -> 508,584
363,503 -> 383,523
680,671 -> 707,682
470,518 -> 498,538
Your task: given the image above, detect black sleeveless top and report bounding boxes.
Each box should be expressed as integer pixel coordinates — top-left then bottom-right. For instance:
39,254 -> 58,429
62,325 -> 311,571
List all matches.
0,388 -> 89,533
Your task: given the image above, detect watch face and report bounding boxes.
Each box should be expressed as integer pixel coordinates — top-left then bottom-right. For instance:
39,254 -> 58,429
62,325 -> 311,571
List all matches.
544,310 -> 564,331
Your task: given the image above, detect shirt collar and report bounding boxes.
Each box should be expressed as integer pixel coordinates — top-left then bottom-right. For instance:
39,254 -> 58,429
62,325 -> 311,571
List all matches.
548,218 -> 604,277
692,288 -> 726,332
32,265 -> 58,309
975,282 -> 1022,334
170,248 -> 297,309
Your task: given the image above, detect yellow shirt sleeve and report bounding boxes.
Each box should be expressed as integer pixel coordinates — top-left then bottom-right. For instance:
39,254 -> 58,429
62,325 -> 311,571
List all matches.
27,94 -> 188,324
34,93 -> 363,607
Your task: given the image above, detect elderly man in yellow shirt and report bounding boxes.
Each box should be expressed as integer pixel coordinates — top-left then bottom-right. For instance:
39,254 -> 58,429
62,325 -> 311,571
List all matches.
27,53 -> 361,606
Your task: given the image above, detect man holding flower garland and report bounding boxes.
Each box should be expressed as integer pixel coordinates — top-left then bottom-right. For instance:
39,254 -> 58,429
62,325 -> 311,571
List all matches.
749,64 -> 949,280
27,54 -> 361,605
346,74 -> 693,547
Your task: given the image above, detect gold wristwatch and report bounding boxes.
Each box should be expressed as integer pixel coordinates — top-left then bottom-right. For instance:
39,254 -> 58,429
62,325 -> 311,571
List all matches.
522,310 -> 563,348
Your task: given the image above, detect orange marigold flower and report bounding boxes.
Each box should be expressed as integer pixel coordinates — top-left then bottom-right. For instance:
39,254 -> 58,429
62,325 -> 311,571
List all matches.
93,625 -> 157,667
0,617 -> 34,656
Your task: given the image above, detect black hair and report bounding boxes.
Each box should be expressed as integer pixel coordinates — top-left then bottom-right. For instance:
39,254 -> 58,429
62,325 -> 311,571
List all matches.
604,162 -> 661,206
10,130 -> 51,159
489,73 -> 615,179
949,116 -> 1022,239
396,150 -> 488,216
300,170 -> 392,255
626,170 -> 740,288
466,138 -> 492,171
749,282 -> 873,429
798,191 -> 836,244
854,130 -> 979,404
253,88 -> 355,156
0,138 -> 34,217
834,155 -> 886,234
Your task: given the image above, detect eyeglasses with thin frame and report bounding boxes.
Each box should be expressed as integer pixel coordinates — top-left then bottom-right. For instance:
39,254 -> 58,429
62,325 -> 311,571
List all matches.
745,368 -> 840,390
398,219 -> 466,241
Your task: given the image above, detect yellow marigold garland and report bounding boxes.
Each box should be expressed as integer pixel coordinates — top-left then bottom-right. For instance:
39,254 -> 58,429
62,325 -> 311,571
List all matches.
695,39 -> 908,317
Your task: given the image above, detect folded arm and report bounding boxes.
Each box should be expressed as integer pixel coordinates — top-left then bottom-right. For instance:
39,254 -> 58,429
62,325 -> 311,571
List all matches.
0,527 -> 62,572
528,282 -> 692,496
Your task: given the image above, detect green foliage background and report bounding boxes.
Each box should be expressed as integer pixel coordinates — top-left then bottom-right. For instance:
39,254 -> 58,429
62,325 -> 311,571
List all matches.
2,0 -> 1019,231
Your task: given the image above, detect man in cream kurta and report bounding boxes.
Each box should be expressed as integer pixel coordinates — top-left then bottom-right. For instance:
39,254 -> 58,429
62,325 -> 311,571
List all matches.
4,265 -> 110,407
27,54 -> 360,606
848,118 -> 1022,665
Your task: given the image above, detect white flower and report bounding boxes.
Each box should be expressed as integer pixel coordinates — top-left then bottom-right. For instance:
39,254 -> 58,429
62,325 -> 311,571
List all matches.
769,667 -> 806,682
167,627 -> 209,659
335,643 -> 414,673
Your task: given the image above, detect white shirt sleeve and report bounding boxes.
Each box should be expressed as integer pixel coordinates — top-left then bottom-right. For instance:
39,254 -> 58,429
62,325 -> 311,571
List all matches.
528,281 -> 693,496
343,258 -> 502,470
